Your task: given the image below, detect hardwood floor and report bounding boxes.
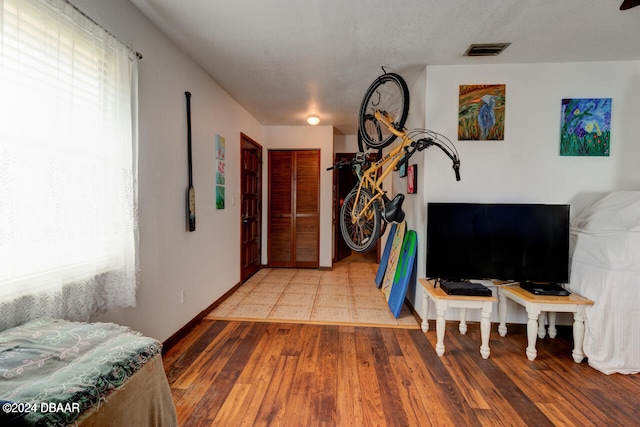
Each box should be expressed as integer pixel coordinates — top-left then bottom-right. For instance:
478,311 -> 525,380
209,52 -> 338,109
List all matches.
163,319 -> 640,426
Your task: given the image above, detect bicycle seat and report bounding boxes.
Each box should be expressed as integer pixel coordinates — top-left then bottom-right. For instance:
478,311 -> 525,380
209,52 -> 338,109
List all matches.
383,194 -> 406,223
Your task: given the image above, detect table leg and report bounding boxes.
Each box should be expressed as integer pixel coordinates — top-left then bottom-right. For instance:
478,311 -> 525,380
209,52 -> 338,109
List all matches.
526,310 -> 540,361
435,307 -> 446,356
421,290 -> 430,333
538,312 -> 547,339
459,308 -> 468,335
572,306 -> 587,363
498,288 -> 508,337
547,312 -> 557,339
480,305 -> 491,359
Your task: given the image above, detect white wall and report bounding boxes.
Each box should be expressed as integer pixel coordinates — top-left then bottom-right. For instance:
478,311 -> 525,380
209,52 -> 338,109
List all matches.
261,126 -> 335,268
406,61 -> 640,323
76,0 -> 262,342
42,2 -> 640,338
391,67 -> 428,317
333,134 -> 359,154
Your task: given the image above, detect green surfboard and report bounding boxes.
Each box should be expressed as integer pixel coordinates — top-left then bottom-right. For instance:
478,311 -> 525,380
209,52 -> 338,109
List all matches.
388,230 -> 417,318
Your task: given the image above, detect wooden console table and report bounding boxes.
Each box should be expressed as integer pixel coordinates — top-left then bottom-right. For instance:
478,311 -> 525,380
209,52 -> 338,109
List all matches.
419,278 -> 496,359
497,284 -> 594,362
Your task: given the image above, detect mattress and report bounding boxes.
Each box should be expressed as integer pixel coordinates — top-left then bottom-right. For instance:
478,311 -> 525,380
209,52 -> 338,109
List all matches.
0,318 -> 177,426
567,191 -> 640,374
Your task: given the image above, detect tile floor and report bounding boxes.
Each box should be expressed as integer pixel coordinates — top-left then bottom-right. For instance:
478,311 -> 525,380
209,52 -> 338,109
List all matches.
206,257 -> 420,328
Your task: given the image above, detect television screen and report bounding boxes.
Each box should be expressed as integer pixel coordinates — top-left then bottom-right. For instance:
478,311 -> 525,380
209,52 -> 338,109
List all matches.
426,203 -> 570,284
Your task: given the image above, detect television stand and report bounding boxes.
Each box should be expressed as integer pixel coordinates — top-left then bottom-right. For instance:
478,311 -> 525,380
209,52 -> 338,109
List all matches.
419,279 -> 496,359
498,284 -> 593,362
519,282 -> 570,296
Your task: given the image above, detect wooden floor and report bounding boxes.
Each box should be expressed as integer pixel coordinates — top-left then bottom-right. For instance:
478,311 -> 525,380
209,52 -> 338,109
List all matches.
163,319 -> 640,426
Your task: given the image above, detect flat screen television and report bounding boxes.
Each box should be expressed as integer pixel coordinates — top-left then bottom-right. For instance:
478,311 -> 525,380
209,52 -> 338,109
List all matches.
426,203 -> 570,284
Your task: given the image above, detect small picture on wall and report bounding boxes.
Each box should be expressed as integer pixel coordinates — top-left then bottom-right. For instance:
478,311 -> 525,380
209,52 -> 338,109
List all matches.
407,164 -> 417,194
560,98 -> 611,156
215,134 -> 225,160
398,158 -> 407,178
216,185 -> 225,209
216,160 -> 225,185
458,84 -> 505,141
214,133 -> 226,209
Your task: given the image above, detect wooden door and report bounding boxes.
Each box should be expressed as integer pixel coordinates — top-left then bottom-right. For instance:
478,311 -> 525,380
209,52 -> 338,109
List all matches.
293,150 -> 320,267
268,150 -> 320,268
240,134 -> 262,282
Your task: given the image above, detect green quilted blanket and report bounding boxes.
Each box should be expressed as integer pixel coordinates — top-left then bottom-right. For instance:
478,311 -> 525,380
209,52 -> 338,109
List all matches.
0,318 -> 162,426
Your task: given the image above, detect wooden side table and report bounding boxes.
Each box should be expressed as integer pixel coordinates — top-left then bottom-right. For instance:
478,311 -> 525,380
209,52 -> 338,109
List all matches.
498,284 -> 594,362
418,278 -> 497,359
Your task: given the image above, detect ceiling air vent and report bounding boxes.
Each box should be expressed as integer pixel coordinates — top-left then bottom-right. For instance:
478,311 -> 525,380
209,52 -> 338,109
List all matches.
464,43 -> 511,57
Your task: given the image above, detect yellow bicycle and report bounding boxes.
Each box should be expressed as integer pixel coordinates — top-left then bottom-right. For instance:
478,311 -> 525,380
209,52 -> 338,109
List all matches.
329,72 -> 461,252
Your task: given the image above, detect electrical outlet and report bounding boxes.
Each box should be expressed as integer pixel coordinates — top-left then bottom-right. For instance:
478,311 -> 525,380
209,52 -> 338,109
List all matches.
181,289 -> 186,304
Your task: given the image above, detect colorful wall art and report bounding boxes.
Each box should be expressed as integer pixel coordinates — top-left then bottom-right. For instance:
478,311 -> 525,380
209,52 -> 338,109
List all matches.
407,164 -> 417,194
215,185 -> 225,210
215,134 -> 226,209
458,84 -> 506,141
560,98 -> 611,156
216,133 -> 225,160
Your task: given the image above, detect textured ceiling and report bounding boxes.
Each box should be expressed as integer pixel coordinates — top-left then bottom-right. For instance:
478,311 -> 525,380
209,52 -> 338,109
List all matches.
128,0 -> 640,135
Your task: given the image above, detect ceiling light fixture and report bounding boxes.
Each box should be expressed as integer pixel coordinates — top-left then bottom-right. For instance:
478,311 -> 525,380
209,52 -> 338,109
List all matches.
306,115 -> 320,125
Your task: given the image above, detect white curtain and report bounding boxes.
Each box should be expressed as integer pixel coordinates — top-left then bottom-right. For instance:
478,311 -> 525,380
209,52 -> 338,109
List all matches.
0,0 -> 139,330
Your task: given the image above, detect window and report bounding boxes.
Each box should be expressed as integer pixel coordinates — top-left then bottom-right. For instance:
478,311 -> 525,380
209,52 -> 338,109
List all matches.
0,0 -> 139,330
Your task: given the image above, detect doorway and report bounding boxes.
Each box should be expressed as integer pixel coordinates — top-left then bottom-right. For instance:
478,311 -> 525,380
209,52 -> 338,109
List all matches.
240,133 -> 262,283
332,152 -> 381,264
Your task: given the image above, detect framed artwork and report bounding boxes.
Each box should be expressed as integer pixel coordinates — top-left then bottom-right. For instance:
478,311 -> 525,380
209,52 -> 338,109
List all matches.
407,164 -> 417,194
216,185 -> 225,209
398,159 -> 407,178
215,134 -> 226,208
560,98 -> 611,156
215,134 -> 225,160
216,160 -> 225,185
458,84 -> 506,141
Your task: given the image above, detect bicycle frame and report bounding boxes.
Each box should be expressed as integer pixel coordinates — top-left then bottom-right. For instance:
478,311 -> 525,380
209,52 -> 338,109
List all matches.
349,110 -> 414,224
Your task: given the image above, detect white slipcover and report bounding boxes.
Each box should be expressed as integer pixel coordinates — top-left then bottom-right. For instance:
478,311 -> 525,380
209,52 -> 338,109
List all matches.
567,191 -> 640,374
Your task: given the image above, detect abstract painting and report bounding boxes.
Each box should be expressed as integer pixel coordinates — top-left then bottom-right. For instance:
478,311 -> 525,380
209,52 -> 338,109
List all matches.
216,160 -> 225,185
458,84 -> 506,140
215,134 -> 225,160
216,185 -> 225,209
398,159 -> 407,178
215,134 -> 226,208
560,98 -> 611,156
407,164 -> 417,194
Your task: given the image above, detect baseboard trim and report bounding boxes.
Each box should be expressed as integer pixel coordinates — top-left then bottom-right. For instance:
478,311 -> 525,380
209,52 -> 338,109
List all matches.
404,297 -> 422,326
162,281 -> 242,355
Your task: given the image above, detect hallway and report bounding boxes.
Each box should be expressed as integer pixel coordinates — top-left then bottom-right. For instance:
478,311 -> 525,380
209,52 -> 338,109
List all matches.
206,253 -> 419,328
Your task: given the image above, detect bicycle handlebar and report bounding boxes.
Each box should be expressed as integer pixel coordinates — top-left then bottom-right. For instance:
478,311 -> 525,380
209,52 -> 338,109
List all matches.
413,138 -> 461,181
326,156 -> 366,171
328,111 -> 461,181
375,110 -> 461,181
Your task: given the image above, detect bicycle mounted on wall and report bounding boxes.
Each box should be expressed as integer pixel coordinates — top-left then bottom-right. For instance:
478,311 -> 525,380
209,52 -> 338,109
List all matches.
328,71 -> 461,253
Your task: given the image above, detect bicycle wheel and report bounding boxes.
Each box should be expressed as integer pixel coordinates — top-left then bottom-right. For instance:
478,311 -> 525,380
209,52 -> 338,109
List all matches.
340,187 -> 382,252
358,73 -> 410,149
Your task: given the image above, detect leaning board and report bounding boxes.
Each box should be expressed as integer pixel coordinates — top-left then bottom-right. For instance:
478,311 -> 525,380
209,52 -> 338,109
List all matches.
375,222 -> 397,288
381,220 -> 406,301
388,230 -> 417,318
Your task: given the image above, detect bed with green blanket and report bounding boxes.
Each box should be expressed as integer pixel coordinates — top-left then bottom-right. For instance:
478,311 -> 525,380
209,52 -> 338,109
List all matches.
0,318 -> 177,426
